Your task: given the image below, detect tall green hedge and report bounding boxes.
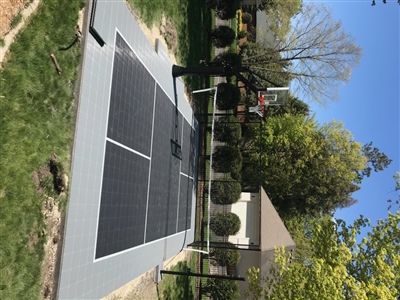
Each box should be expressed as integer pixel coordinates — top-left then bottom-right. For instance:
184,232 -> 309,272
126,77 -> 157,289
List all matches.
214,115 -> 241,144
210,212 -> 241,236
212,145 -> 242,173
216,83 -> 241,110
211,180 -> 242,205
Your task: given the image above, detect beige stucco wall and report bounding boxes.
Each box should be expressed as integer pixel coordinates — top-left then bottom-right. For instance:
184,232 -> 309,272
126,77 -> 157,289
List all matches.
229,192 -> 260,246
237,250 -> 261,300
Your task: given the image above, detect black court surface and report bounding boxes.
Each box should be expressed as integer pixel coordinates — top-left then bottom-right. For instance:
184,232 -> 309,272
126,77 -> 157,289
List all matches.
57,1 -> 199,298
96,32 -> 198,258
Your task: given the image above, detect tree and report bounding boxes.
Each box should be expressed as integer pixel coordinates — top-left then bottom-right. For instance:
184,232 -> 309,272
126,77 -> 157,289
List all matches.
264,94 -> 310,118
216,83 -> 241,110
359,141 -> 392,179
211,180 -> 242,205
246,210 -> 400,300
214,115 -> 242,144
210,212 -> 241,236
241,12 -> 252,24
207,0 -> 242,20
203,278 -> 240,300
242,115 -> 367,216
242,3 -> 362,104
212,145 -> 242,173
209,25 -> 236,48
239,42 -> 291,88
212,52 -> 242,67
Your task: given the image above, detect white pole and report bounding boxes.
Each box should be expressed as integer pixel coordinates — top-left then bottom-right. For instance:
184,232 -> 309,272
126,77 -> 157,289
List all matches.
182,248 -> 209,254
192,87 -> 217,94
267,87 -> 289,91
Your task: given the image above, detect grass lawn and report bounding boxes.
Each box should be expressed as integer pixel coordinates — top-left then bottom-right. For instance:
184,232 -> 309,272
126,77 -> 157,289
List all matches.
0,0 -> 84,298
0,0 -> 213,299
158,257 -> 197,300
127,0 -> 211,89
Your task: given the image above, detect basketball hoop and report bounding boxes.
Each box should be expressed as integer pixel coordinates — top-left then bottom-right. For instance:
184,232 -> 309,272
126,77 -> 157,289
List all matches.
249,94 -> 265,118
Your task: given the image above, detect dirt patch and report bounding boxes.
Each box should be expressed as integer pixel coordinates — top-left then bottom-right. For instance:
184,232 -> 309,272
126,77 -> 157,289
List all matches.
32,154 -> 69,195
31,154 -> 67,300
41,196 -> 62,300
0,0 -> 41,65
102,251 -> 190,300
160,16 -> 178,56
0,0 -> 26,37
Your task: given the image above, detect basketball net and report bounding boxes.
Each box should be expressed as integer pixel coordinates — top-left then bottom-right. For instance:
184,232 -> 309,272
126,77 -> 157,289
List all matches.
249,95 -> 265,118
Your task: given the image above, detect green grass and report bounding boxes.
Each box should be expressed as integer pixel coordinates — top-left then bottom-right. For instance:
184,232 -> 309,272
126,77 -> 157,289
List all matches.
127,0 -> 211,90
158,259 -> 196,300
0,38 -> 5,47
10,12 -> 23,29
0,0 -> 83,298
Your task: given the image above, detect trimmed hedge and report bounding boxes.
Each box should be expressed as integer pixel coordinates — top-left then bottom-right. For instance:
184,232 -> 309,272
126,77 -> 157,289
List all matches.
216,83 -> 241,110
242,12 -> 252,24
212,145 -> 242,173
210,212 -> 241,236
211,180 -> 241,205
214,115 -> 241,144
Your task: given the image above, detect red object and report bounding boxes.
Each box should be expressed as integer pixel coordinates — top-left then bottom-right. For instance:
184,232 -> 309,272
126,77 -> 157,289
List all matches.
258,95 -> 265,118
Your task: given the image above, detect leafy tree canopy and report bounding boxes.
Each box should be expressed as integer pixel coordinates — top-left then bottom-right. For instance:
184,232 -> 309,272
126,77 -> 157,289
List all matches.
242,115 -> 370,216
203,278 -> 240,300
246,207 -> 400,300
359,141 -> 392,179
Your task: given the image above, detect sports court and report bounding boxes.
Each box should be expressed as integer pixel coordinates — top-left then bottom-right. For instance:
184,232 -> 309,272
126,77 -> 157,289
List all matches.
57,1 -> 199,298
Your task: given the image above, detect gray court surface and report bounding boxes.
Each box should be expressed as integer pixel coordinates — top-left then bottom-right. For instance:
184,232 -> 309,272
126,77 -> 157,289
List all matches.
57,1 -> 199,299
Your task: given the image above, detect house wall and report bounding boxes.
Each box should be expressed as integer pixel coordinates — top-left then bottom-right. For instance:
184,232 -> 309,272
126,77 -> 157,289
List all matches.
229,193 -> 260,246
237,250 -> 261,300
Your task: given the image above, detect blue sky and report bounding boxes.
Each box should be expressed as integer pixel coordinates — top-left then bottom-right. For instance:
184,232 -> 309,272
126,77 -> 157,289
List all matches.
305,1 -> 399,229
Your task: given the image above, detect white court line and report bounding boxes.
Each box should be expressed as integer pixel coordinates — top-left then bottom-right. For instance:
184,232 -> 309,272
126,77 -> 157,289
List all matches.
106,137 -> 151,160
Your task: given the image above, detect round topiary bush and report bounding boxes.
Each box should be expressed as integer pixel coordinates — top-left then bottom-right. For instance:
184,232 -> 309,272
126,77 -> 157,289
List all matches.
210,212 -> 241,236
211,247 -> 241,266
203,278 -> 240,300
242,12 -> 253,24
212,145 -> 242,173
214,115 -> 241,144
210,25 -> 236,48
216,83 -> 241,110
237,30 -> 248,40
211,180 -> 241,205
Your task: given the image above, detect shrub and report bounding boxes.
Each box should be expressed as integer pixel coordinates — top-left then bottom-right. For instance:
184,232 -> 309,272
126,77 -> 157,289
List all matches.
211,246 -> 241,266
216,83 -> 241,110
213,52 -> 242,67
214,115 -> 241,144
11,13 -> 23,29
210,212 -> 241,236
209,25 -> 236,48
212,145 -> 242,173
215,0 -> 242,20
203,278 -> 240,300
237,30 -> 248,40
211,180 -> 241,205
237,10 -> 243,32
242,12 -> 253,24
